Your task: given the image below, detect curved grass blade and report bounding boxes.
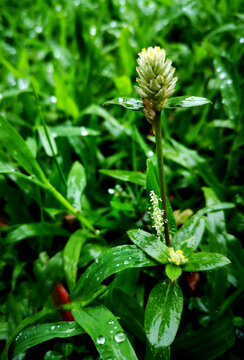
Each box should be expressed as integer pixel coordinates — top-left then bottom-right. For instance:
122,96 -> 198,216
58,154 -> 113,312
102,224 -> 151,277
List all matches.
72,302 -> 138,360
71,245 -> 157,303
11,322 -> 84,358
100,169 -> 146,186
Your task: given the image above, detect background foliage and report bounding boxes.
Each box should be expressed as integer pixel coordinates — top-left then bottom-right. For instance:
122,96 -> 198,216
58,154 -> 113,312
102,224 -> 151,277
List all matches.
0,0 -> 243,359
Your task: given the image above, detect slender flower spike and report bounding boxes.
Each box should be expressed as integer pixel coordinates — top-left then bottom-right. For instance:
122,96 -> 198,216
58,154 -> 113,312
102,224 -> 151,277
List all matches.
135,46 -> 178,123
149,190 -> 165,241
168,247 -> 189,266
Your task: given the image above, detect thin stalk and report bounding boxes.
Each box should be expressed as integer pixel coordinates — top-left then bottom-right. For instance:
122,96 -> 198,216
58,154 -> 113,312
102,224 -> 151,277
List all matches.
154,111 -> 171,246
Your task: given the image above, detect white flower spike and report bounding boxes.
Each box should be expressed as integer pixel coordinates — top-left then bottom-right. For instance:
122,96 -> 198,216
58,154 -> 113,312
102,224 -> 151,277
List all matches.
149,190 -> 165,242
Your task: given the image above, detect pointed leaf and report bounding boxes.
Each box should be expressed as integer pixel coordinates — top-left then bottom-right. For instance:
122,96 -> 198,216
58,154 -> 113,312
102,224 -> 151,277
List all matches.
145,280 -> 183,348
63,229 -> 89,292
183,252 -> 230,272
67,161 -> 86,211
104,97 -> 143,111
165,264 -> 182,280
100,169 -> 146,186
166,96 -> 211,109
11,322 -> 84,358
72,303 -> 138,360
127,229 -> 169,264
0,115 -> 47,182
71,245 -> 157,303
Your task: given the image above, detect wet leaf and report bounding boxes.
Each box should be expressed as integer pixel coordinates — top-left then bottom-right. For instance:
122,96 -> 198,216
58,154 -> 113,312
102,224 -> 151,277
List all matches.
166,96 -> 211,108
104,97 -> 144,111
183,252 -> 230,272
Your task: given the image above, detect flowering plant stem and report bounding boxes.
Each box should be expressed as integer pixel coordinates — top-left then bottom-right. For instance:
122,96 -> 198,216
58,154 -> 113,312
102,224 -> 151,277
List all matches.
154,111 -> 171,246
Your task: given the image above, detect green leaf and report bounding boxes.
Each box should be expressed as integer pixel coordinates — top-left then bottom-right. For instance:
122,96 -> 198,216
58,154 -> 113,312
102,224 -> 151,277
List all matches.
172,215 -> 205,252
166,96 -> 211,108
63,229 -> 89,292
37,125 -> 58,157
0,115 -> 47,183
3,223 -> 69,244
104,97 -> 144,111
145,280 -> 183,348
184,252 -> 230,272
67,161 -> 86,211
127,229 -> 169,264
72,302 -> 138,360
172,317 -> 235,360
107,288 -> 146,342
11,322 -> 84,358
100,169 -> 146,186
71,245 -> 157,303
2,308 -> 55,360
165,264 -> 182,280
50,126 -> 100,137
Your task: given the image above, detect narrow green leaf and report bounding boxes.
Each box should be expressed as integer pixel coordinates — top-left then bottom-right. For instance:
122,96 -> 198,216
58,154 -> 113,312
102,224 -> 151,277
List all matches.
127,229 -> 169,264
166,96 -> 211,108
67,161 -> 86,211
63,229 -> 89,292
0,115 -> 47,183
71,245 -> 157,303
72,303 -> 138,360
3,223 -> 69,244
100,169 -> 146,186
11,322 -> 84,358
50,126 -> 100,137
2,308 -> 55,360
107,288 -> 146,342
104,97 -> 143,111
165,264 -> 182,280
197,203 -> 235,215
183,252 -> 230,272
145,280 -> 183,348
37,126 -> 58,157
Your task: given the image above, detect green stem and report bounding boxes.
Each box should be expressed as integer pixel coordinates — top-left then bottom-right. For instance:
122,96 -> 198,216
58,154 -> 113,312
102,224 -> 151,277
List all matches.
154,112 -> 171,246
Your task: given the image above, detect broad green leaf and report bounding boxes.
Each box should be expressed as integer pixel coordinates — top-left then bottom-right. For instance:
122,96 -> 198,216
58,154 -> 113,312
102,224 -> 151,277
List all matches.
71,245 -> 157,303
72,303 -> 138,360
172,317 -> 235,360
165,264 -> 182,280
100,169 -> 146,186
197,202 -> 235,215
50,126 -> 100,137
2,308 -> 55,360
67,161 -> 86,211
106,288 -> 145,342
104,97 -> 144,111
37,126 -> 58,157
183,252 -> 230,272
127,229 -> 169,264
11,322 -> 84,358
145,280 -> 183,348
172,215 -> 205,252
63,229 -> 89,292
0,115 -> 47,183
3,223 -> 69,244
166,96 -> 211,108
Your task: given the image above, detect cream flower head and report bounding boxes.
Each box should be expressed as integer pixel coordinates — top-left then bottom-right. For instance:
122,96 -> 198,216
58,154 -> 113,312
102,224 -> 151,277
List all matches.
135,46 -> 178,122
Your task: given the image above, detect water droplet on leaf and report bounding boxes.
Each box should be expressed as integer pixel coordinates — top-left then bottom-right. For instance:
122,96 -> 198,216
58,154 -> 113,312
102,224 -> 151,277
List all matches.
114,331 -> 126,343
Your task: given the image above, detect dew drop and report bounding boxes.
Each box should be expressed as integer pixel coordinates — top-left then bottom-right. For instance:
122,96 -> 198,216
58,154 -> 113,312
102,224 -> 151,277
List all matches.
80,127 -> 88,136
50,325 -> 55,330
50,96 -> 57,103
219,72 -> 226,79
96,335 -> 106,345
114,331 -> 126,343
0,94 -> 2,100
216,67 -> 222,73
108,319 -> 114,325
108,188 -> 115,194
147,151 -> 153,157
240,37 -> 244,43
90,25 -> 96,36
226,79 -> 232,85
123,260 -> 129,265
